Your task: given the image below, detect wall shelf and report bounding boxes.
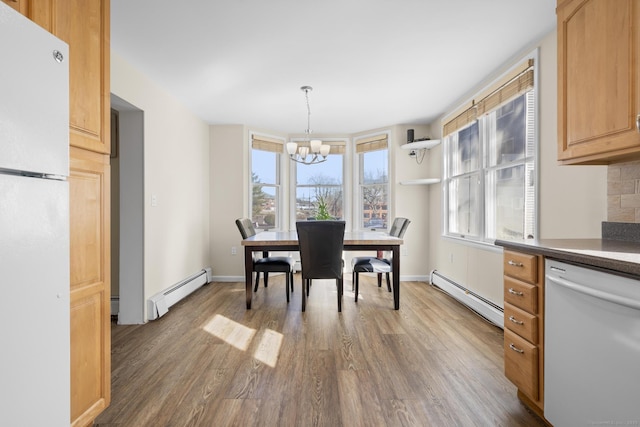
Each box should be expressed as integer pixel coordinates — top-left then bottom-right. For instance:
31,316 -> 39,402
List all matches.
400,139 -> 441,150
399,178 -> 441,185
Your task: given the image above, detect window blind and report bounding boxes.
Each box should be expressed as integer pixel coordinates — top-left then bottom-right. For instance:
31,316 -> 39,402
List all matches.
295,140 -> 346,154
443,59 -> 534,137
355,134 -> 388,153
252,135 -> 284,153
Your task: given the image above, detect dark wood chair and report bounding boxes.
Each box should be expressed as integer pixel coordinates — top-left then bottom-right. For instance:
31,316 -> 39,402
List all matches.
235,218 -> 295,302
296,220 -> 345,312
351,217 -> 410,302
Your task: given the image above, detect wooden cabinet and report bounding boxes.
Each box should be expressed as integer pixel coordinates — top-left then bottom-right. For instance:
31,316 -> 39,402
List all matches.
8,1 -> 112,426
503,250 -> 545,417
29,0 -> 111,154
557,0 -> 640,164
69,147 -> 111,427
1,0 -> 27,13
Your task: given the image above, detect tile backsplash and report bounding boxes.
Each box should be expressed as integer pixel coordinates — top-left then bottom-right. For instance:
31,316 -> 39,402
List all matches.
608,160 -> 640,223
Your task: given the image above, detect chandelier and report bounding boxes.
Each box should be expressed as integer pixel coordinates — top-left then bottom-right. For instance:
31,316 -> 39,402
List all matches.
286,86 -> 330,165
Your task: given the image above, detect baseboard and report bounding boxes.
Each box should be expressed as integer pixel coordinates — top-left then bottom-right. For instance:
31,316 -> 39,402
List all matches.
430,270 -> 504,328
110,297 -> 119,317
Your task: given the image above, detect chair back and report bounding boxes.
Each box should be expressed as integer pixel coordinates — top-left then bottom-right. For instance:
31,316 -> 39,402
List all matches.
296,221 -> 345,280
389,217 -> 411,238
235,218 -> 257,239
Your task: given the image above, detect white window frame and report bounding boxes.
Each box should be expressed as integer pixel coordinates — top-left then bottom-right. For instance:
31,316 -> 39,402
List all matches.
249,131 -> 286,231
288,138 -> 349,230
354,131 -> 391,231
441,50 -> 539,246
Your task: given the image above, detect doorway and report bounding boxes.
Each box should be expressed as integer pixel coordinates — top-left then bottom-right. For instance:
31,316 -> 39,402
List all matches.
110,94 -> 144,324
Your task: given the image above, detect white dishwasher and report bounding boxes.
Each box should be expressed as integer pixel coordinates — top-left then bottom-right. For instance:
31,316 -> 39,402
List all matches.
545,260 -> 640,426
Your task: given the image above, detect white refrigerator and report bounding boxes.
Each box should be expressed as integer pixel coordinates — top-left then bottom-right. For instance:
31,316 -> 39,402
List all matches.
0,3 -> 70,425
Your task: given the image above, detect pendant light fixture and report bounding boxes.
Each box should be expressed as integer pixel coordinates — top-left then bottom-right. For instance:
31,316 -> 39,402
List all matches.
286,86 -> 330,165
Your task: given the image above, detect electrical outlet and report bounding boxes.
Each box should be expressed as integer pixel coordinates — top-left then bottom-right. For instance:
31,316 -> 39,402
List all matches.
402,247 -> 408,256
151,194 -> 158,207
449,253 -> 454,263
231,246 -> 237,255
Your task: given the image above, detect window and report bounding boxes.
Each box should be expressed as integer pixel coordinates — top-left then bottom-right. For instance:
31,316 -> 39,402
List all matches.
443,58 -> 536,243
293,142 -> 345,221
250,134 -> 283,230
356,134 -> 389,229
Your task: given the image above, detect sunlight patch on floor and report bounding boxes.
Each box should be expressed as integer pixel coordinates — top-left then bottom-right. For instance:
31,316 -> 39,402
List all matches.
253,329 -> 283,367
203,314 -> 256,351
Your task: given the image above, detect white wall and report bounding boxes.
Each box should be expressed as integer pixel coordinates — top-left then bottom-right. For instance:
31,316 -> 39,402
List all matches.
111,52 -> 211,320
427,29 -> 607,306
210,125 -> 249,278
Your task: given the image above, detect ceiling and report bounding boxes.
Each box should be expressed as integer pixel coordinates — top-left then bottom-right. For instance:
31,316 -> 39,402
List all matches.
110,0 -> 556,135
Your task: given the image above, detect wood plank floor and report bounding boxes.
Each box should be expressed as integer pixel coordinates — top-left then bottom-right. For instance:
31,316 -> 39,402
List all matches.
94,275 -> 547,427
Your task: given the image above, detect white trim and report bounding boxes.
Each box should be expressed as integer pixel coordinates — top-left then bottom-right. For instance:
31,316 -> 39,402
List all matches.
430,270 -> 503,328
441,48 -> 540,242
248,130 -> 286,230
353,130 -> 392,231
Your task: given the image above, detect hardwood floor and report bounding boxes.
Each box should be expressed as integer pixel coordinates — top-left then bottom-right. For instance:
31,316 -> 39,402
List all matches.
94,275 -> 547,427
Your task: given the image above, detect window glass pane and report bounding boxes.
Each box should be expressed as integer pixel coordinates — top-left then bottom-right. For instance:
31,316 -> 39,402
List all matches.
449,122 -> 480,176
295,155 -> 343,221
486,94 -> 527,167
251,149 -> 278,230
362,150 -> 388,184
447,174 -> 481,237
486,162 -> 535,240
360,149 -> 389,229
252,149 -> 276,184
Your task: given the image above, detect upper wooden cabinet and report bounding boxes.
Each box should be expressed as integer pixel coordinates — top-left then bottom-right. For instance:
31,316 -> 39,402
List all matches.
557,0 -> 640,164
28,0 -> 111,155
2,0 -> 27,14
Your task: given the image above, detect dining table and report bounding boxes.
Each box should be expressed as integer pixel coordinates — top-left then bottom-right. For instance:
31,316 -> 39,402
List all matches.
241,230 -> 404,310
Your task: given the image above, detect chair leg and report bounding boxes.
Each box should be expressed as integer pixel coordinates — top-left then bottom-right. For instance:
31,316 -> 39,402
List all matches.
264,272 -> 269,288
352,271 -> 355,292
354,272 -> 359,302
301,277 -> 306,312
290,272 -> 294,292
306,279 -> 310,297
337,278 -> 343,312
377,273 -> 382,288
285,271 -> 290,303
254,272 -> 260,292
386,272 -> 391,292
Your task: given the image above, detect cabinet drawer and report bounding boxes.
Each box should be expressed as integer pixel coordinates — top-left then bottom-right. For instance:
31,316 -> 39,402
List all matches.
504,329 -> 539,400
504,302 -> 538,344
503,250 -> 537,283
504,276 -> 538,313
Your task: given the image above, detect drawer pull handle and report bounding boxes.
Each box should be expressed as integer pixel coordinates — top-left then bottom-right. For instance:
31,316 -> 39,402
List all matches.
509,343 -> 524,354
508,316 -> 524,325
508,260 -> 524,267
508,288 -> 524,296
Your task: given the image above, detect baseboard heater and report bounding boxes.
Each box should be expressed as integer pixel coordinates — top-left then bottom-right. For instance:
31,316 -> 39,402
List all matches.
429,270 -> 504,329
148,267 -> 213,321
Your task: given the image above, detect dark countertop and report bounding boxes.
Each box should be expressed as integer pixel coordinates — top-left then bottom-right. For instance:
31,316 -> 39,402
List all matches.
495,238 -> 640,279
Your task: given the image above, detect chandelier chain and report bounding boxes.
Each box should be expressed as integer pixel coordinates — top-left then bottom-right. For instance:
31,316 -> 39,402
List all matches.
305,87 -> 312,135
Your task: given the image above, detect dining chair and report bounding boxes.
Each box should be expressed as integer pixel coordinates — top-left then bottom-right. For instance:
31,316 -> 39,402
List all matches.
296,220 -> 345,312
351,217 -> 410,302
235,218 -> 295,302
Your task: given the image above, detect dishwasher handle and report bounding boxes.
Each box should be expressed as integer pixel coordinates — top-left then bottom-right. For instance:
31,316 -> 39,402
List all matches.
547,274 -> 640,311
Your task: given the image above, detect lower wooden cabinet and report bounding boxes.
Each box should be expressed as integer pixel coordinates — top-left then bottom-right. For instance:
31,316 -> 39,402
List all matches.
503,249 -> 545,417
504,329 -> 539,400
69,147 -> 111,426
